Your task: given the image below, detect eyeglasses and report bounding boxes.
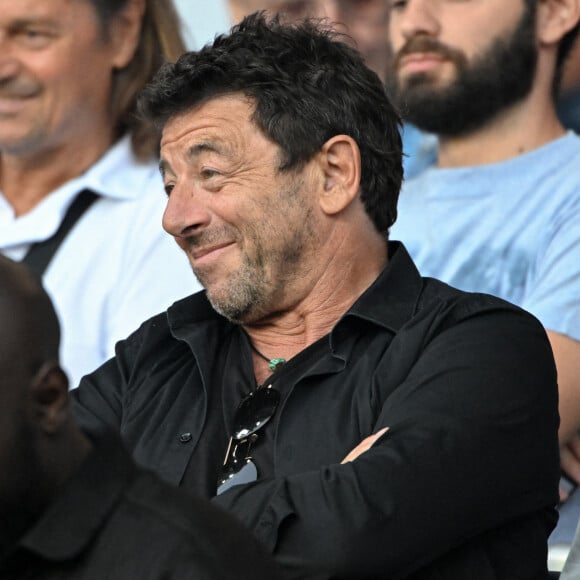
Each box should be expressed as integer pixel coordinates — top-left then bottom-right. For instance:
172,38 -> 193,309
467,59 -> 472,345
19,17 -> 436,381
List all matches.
216,383 -> 280,495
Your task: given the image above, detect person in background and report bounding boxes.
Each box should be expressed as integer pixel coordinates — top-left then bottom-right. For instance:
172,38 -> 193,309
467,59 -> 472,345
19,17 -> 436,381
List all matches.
0,254 -> 284,580
387,0 -> 580,497
0,0 -> 200,388
228,0 -> 390,80
73,14 -> 560,579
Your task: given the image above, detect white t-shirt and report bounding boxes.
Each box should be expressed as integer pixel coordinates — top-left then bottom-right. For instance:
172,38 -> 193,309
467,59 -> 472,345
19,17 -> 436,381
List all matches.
391,131 -> 580,342
0,135 -> 201,388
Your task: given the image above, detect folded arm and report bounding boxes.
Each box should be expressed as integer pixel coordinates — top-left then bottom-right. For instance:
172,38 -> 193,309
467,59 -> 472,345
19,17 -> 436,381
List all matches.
213,310 -> 560,578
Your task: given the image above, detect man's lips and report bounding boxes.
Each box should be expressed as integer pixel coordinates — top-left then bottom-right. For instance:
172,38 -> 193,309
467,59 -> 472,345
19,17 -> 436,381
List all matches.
0,95 -> 32,115
190,241 -> 235,261
398,52 -> 446,74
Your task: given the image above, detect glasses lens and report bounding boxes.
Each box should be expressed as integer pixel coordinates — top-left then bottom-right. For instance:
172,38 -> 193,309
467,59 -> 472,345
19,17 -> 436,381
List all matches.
233,385 -> 280,440
217,458 -> 258,495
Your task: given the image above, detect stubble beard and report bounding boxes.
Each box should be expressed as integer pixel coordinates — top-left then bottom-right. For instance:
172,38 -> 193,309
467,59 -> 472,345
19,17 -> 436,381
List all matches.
201,248 -> 266,324
385,4 -> 538,138
193,178 -> 317,325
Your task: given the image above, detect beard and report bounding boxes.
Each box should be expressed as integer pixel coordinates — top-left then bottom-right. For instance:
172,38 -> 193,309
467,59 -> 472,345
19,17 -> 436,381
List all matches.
200,233 -> 269,324
188,178 -> 317,324
386,4 -> 538,137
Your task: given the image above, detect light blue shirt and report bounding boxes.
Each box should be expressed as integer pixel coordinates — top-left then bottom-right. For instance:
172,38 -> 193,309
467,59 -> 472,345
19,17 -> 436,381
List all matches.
401,123 -> 437,180
391,131 -> 580,341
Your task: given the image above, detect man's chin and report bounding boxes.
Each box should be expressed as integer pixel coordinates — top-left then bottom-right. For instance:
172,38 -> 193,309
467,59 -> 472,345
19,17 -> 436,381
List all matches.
203,286 -> 250,325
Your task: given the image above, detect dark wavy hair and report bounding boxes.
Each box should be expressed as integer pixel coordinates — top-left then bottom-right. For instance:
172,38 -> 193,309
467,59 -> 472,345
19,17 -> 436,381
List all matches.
138,12 -> 403,235
89,0 -> 187,160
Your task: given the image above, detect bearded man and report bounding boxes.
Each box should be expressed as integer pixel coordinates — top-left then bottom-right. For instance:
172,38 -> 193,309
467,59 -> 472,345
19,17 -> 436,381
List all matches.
388,0 -> 580,505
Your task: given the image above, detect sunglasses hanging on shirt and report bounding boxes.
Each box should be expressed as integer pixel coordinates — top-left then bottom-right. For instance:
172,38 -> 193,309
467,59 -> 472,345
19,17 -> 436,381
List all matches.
216,383 -> 280,495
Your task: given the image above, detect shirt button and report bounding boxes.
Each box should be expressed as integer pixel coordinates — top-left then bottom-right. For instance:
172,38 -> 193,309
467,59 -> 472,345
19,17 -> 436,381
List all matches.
179,432 -> 192,444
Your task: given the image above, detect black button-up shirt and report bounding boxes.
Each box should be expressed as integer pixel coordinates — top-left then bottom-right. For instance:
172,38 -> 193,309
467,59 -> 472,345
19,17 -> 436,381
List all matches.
73,243 -> 560,579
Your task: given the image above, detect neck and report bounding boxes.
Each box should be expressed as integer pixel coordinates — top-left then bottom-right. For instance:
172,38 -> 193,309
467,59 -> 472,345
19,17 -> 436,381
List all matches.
437,79 -> 565,168
245,218 -> 388,384
0,131 -> 114,217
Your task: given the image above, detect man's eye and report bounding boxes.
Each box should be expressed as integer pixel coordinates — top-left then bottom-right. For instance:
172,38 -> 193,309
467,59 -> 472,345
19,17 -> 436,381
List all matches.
164,184 -> 174,197
200,168 -> 220,179
17,28 -> 53,47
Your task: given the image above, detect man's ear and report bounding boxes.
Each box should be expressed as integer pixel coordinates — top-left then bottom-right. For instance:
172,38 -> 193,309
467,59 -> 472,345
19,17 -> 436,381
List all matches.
316,135 -> 362,216
30,363 -> 70,435
537,0 -> 580,47
109,0 -> 146,70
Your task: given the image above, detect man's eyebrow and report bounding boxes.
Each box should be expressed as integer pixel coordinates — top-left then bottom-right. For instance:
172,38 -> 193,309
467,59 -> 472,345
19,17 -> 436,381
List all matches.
187,141 -> 225,158
9,17 -> 59,31
159,141 -> 227,177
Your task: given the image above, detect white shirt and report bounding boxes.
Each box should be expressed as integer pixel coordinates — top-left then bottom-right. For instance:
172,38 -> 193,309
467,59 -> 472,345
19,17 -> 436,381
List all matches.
0,136 -> 201,388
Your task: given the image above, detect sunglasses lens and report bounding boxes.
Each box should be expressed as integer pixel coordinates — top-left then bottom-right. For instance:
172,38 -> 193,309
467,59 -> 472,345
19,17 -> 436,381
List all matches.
233,386 -> 280,440
217,458 -> 258,495
217,385 -> 281,494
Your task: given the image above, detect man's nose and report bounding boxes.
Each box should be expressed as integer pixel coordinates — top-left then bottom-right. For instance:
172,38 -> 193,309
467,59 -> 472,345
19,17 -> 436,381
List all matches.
0,45 -> 21,84
162,183 -> 212,240
315,0 -> 341,22
396,0 -> 441,41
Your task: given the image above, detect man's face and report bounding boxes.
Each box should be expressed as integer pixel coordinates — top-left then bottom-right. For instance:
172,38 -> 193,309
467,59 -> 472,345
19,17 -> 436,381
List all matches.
160,95 -> 321,324
227,0 -> 390,80
0,0 -> 129,157
386,0 -> 538,137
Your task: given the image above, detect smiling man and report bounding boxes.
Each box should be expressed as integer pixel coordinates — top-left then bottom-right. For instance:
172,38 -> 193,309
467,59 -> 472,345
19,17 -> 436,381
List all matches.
159,95 -> 325,330
73,13 -> 560,579
387,0 -> 580,497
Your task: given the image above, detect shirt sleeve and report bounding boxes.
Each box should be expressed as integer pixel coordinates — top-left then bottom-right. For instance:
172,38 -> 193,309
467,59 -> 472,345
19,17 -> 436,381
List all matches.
212,307 -> 560,578
71,314 -> 155,432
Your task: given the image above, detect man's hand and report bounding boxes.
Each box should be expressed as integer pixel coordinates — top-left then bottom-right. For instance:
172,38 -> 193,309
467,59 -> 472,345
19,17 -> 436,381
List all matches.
341,427 -> 389,464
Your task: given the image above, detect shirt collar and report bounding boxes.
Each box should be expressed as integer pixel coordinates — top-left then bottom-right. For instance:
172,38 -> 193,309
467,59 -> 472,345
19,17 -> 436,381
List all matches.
18,430 -> 137,561
340,241 -> 423,334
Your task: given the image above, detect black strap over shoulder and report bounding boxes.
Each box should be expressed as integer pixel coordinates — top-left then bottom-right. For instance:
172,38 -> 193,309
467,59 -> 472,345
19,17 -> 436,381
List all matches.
22,189 -> 99,277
